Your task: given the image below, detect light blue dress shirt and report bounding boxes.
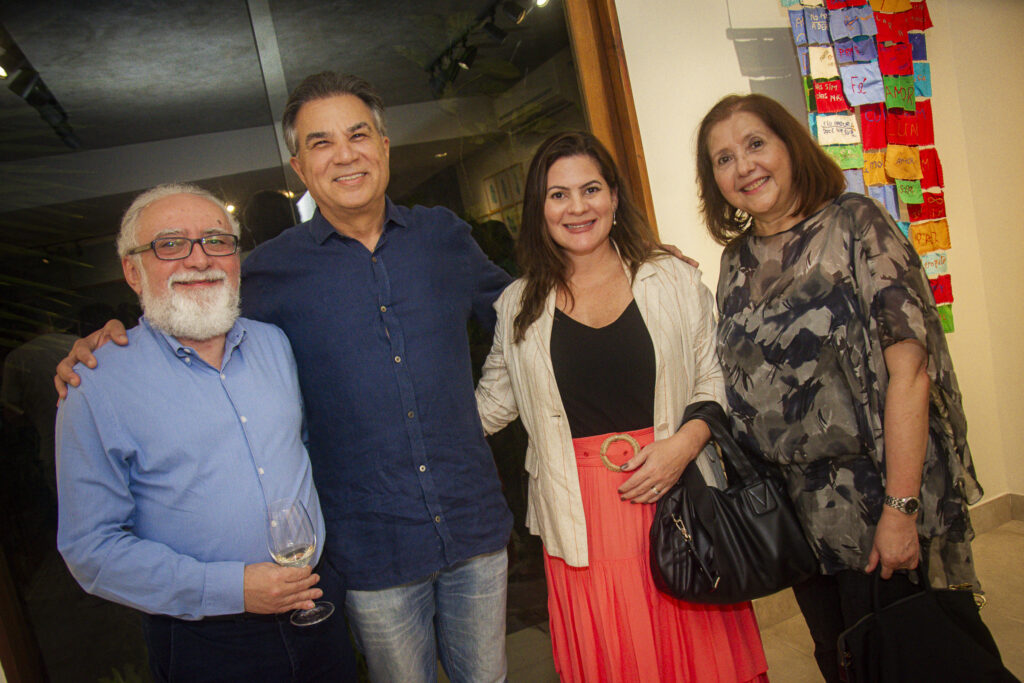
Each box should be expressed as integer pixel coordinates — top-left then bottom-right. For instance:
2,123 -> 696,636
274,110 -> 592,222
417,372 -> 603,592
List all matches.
56,316 -> 324,620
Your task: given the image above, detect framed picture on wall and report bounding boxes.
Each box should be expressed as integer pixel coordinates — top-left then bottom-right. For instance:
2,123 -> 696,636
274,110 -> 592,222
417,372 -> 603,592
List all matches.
484,174 -> 501,213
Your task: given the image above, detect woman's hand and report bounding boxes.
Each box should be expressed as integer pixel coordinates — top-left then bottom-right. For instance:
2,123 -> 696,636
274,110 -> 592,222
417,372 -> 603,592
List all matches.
54,319 -> 128,399
618,419 -> 711,504
865,507 -> 920,578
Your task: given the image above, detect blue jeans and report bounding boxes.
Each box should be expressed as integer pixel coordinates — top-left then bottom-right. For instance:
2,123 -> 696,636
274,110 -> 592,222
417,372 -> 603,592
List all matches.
345,549 -> 508,683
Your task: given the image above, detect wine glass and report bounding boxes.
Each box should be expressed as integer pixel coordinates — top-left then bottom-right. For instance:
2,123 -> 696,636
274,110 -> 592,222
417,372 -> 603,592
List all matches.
266,498 -> 334,626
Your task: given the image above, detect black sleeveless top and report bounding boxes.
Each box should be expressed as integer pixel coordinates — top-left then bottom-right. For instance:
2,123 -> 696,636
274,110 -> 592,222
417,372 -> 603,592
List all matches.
550,299 -> 656,439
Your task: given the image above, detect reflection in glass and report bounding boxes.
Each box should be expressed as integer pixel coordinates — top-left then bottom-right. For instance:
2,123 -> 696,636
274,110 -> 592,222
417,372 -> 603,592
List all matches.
0,1 -> 585,677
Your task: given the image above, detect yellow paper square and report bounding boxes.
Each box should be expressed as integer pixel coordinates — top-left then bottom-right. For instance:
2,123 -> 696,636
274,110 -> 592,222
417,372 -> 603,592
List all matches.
910,219 -> 952,254
885,145 -> 923,180
863,151 -> 888,186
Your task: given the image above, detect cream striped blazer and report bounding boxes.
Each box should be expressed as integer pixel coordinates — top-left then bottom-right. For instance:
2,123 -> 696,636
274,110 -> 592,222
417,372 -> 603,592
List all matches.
476,255 -> 727,567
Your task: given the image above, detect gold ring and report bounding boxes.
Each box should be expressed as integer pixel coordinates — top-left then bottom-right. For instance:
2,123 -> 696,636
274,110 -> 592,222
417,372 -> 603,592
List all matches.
600,433 -> 641,472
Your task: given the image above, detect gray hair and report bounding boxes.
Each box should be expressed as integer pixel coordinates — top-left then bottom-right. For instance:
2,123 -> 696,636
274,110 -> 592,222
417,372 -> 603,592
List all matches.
281,72 -> 388,156
117,183 -> 240,259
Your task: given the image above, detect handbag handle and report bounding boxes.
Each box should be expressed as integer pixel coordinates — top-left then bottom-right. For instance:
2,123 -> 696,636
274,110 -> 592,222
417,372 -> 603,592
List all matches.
681,401 -> 761,487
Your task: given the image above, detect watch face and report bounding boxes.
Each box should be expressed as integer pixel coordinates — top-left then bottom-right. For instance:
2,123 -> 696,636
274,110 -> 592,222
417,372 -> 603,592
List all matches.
903,498 -> 920,514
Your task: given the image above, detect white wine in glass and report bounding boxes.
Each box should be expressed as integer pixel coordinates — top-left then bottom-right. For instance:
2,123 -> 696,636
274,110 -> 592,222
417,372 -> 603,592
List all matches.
266,498 -> 334,626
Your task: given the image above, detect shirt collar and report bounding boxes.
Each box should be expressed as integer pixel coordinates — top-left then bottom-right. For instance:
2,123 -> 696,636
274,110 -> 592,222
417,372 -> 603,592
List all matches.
306,196 -> 407,246
141,315 -> 247,365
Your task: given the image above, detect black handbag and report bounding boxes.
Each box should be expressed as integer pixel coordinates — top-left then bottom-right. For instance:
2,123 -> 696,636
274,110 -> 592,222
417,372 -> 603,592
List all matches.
649,401 -> 818,604
838,568 -> 1018,682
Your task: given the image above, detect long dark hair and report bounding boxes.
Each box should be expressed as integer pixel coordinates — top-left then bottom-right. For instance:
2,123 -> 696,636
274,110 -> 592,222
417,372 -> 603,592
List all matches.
696,93 -> 845,246
512,131 -> 656,343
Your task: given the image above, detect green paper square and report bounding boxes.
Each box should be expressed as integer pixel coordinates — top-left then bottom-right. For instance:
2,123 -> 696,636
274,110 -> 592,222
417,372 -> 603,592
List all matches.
883,75 -> 915,112
824,143 -> 865,170
937,304 -> 954,333
896,179 -> 923,204
803,76 -> 817,113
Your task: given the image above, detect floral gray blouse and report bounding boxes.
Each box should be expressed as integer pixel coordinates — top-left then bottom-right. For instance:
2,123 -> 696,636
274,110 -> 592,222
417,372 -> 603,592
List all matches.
716,193 -> 982,584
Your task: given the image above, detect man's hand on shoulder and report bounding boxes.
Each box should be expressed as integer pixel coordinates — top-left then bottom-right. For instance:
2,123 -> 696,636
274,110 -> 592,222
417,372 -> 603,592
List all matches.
243,562 -> 322,614
659,243 -> 699,268
54,319 -> 129,400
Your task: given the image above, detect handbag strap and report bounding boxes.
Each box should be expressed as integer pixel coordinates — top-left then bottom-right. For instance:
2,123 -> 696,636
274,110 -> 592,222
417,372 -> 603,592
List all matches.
682,401 -> 760,486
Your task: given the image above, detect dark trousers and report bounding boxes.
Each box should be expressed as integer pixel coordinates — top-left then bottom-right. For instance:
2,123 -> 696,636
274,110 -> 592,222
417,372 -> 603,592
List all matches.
791,570 -> 918,683
142,559 -> 357,682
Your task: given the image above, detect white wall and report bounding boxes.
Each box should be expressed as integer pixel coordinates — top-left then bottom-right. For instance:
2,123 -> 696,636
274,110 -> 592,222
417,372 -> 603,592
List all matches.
615,0 -> 1024,499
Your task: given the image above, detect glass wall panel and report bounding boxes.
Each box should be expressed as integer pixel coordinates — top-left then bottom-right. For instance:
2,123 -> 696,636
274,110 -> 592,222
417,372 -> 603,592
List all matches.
0,1 -> 585,679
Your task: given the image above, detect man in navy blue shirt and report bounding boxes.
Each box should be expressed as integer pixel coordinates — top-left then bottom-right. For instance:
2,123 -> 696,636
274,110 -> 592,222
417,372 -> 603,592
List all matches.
59,74 -> 513,683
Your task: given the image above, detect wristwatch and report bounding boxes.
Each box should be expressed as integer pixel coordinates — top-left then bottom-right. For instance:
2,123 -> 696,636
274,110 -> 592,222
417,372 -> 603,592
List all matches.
884,495 -> 921,515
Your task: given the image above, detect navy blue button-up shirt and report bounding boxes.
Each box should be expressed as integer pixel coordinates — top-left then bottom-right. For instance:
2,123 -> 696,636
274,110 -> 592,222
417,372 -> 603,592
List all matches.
240,199 -> 513,590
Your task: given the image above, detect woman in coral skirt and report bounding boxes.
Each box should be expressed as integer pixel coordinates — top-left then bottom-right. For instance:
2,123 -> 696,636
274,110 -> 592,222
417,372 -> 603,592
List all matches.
476,131 -> 769,682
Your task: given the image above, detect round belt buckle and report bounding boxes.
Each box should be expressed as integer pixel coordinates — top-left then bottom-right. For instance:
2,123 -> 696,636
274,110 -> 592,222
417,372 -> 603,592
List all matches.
599,433 -> 640,472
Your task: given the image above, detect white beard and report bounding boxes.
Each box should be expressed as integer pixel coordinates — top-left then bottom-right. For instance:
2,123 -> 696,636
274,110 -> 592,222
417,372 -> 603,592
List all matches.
139,268 -> 240,341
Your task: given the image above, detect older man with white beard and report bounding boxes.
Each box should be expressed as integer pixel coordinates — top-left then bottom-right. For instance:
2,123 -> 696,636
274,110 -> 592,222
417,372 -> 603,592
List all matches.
55,184 -> 357,682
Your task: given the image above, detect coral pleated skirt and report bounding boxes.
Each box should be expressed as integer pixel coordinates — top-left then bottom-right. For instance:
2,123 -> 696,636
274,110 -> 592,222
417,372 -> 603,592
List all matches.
544,427 -> 770,682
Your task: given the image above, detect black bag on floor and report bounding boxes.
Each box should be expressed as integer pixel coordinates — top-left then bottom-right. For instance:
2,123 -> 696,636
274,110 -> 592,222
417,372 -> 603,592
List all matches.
649,401 -> 818,604
838,568 -> 1018,682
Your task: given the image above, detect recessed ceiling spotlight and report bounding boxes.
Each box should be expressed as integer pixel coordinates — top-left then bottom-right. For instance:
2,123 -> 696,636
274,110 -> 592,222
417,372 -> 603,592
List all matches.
501,1 -> 530,24
434,152 -> 448,159
226,204 -> 236,213
536,0 -> 549,6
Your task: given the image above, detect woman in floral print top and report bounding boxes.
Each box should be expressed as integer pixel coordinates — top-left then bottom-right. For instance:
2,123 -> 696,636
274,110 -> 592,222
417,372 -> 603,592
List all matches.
695,93 -> 985,683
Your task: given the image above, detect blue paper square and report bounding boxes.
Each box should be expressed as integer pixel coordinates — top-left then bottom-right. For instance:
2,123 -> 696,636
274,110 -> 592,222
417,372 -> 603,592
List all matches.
843,169 -> 866,195
790,9 -> 808,46
868,184 -> 900,222
910,33 -> 927,61
805,8 -> 831,44
914,62 -> 932,98
839,62 -> 885,106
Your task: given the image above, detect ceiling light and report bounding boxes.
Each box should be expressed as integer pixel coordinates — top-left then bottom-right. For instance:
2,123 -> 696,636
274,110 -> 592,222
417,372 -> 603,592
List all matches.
434,152 -> 448,159
501,1 -> 530,24
226,204 -> 236,213
0,66 -> 7,79
457,45 -> 477,70
536,0 -> 549,6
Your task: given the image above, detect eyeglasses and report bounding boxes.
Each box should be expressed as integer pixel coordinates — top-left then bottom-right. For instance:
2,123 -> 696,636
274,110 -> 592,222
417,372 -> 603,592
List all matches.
127,234 -> 239,260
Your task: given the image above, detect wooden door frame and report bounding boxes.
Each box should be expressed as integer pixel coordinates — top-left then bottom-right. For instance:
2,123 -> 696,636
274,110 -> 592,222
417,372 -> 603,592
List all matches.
564,0 -> 658,235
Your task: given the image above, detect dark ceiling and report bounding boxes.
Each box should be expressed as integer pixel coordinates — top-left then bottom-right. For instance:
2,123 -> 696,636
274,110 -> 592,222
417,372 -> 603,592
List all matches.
0,0 -> 574,342
0,0 -> 569,159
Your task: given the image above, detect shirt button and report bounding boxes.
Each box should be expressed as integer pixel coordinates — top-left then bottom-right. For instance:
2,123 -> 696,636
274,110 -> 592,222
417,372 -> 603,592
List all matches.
394,356 -> 401,363
220,373 -> 226,380
434,515 -> 441,523
407,411 -> 414,419
419,465 -> 426,472
258,467 -> 265,475
240,416 -> 248,424
371,256 -> 378,263
184,357 -> 191,363
380,305 -> 387,312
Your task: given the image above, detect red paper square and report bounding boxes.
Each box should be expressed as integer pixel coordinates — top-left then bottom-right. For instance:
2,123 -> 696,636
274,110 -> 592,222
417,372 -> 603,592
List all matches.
814,80 -> 850,114
907,191 -> 945,221
915,99 -> 935,146
877,42 -> 913,76
907,1 -> 933,30
929,274 -> 953,305
826,0 -> 847,8
860,103 -> 887,149
875,11 -> 910,44
886,109 -> 920,145
919,147 -> 944,188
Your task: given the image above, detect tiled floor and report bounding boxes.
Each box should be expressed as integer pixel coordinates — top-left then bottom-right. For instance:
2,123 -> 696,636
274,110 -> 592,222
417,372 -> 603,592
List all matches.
504,520 -> 1024,682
